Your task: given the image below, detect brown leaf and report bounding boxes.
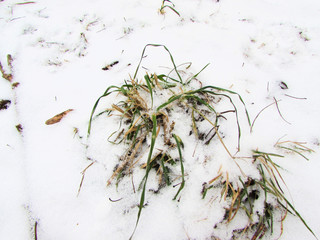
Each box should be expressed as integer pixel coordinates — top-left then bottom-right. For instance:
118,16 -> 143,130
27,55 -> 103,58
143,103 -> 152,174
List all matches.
45,109 -> 74,125
0,99 -> 11,110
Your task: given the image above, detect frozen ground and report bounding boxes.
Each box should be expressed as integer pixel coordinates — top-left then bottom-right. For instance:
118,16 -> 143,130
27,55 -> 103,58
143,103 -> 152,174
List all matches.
0,0 -> 320,239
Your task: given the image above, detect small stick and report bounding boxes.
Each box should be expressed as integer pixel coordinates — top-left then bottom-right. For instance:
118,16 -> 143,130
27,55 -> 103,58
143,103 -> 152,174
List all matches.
16,2 -> 36,5
284,94 -> 307,100
77,161 -> 95,196
34,221 -> 38,240
109,197 -> 123,202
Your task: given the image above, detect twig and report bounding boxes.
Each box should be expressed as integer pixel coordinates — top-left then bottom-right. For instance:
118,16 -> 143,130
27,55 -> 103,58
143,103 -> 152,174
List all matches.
284,94 -> 307,100
16,2 -> 36,5
77,161 -> 95,196
34,221 -> 38,240
109,197 -> 123,202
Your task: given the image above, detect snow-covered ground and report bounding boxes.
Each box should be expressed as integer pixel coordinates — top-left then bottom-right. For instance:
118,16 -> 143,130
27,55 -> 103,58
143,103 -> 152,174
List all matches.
1,0 -> 320,239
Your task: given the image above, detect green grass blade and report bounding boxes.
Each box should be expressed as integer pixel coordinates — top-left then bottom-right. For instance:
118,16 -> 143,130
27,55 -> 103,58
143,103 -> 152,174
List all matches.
258,164 -> 268,201
278,146 -> 310,161
88,86 -> 120,136
195,85 -> 251,126
130,114 -> 157,240
157,94 -> 182,111
185,63 -> 210,85
191,109 -> 198,139
160,5 -> 180,16
144,74 -> 154,108
160,155 -> 171,186
239,177 -> 253,214
199,90 -> 242,150
133,44 -> 183,84
253,150 -> 284,158
185,95 -> 217,114
173,134 -> 185,200
282,195 -> 319,240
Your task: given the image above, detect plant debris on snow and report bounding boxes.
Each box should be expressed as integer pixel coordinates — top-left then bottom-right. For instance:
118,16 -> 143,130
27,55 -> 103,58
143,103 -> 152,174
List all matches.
87,44 -> 317,240
1,0 -> 320,240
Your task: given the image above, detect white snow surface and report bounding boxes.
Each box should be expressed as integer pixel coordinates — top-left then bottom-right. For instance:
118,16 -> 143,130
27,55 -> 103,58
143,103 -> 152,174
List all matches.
1,0 -> 320,239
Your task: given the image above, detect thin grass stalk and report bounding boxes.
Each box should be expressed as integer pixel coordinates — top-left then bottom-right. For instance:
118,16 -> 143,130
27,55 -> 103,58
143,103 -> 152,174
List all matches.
250,102 -> 276,132
133,44 -> 183,84
200,90 -> 243,150
273,97 -> 291,125
144,74 -> 154,108
77,161 -> 96,196
156,94 -> 183,111
208,172 -> 223,185
130,114 -> 157,240
173,134 -> 185,200
277,146 -> 310,161
239,177 -> 253,215
88,86 -> 121,135
258,157 -> 284,194
276,141 -> 314,152
258,181 -> 318,240
193,86 -> 251,126
160,5 -> 180,16
159,153 -> 171,186
185,63 -> 210,85
191,109 -> 198,138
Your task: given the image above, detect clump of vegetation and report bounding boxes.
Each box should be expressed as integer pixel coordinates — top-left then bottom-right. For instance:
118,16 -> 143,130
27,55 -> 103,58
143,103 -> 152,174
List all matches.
203,147 -> 317,239
87,44 -> 317,240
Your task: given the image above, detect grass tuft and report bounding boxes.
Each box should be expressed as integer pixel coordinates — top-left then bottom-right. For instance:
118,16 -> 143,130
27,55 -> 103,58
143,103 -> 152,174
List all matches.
87,44 -> 317,240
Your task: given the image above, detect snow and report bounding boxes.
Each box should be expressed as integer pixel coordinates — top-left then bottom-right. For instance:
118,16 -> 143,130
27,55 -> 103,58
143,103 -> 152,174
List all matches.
1,0 -> 320,239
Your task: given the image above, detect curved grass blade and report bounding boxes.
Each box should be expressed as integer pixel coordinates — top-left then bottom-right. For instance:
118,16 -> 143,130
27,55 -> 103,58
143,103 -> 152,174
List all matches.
133,44 -> 183,84
160,5 -> 180,16
88,85 -> 120,136
250,102 -> 276,132
156,74 -> 178,88
196,85 -> 251,126
144,74 -> 154,108
194,87 -> 250,151
258,179 -> 319,240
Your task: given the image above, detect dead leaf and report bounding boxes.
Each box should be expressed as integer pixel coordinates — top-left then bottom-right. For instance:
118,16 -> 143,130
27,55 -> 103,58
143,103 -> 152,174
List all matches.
0,99 -> 11,110
279,81 -> 288,90
16,124 -> 23,134
45,109 -> 74,125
